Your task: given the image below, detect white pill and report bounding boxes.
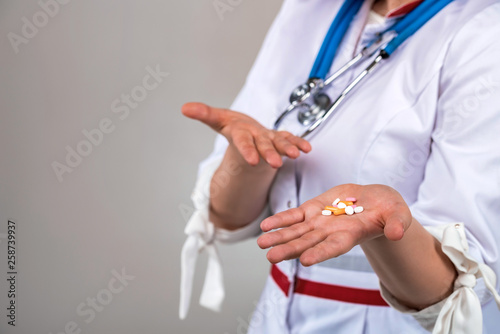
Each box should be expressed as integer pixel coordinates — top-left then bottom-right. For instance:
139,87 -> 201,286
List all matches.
354,206 -> 364,214
333,198 -> 340,205
322,210 -> 332,216
337,202 -> 347,209
345,206 -> 354,215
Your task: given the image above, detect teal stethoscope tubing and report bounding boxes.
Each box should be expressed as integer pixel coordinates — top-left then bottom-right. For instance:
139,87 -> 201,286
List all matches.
383,0 -> 455,55
291,0 -> 455,137
310,0 -> 365,80
311,0 -> 455,80
310,0 -> 455,79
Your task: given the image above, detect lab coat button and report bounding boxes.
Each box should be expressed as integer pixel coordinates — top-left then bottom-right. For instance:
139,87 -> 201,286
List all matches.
287,200 -> 292,208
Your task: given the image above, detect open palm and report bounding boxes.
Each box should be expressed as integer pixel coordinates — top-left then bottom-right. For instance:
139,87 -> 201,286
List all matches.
257,184 -> 412,266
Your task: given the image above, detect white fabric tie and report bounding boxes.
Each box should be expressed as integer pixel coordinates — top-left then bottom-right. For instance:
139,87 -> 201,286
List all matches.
179,190 -> 225,319
431,223 -> 500,334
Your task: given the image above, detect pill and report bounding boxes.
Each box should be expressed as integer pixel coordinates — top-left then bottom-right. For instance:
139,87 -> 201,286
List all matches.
346,197 -> 357,202
351,205 -> 357,208
354,206 -> 364,213
322,210 -> 332,216
337,202 -> 347,209
324,206 -> 338,212
339,201 -> 354,206
345,206 -> 354,215
333,208 -> 346,216
333,198 -> 340,205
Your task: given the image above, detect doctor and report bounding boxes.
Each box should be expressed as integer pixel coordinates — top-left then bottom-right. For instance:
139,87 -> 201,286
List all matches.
180,0 -> 500,332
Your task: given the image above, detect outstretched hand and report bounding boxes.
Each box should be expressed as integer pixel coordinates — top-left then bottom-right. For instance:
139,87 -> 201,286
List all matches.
182,102 -> 311,168
257,184 -> 412,266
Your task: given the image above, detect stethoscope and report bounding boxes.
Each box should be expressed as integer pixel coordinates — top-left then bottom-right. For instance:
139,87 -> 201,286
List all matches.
273,0 -> 454,138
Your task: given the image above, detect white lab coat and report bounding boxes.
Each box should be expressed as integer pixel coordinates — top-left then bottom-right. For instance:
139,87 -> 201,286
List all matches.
180,0 -> 500,332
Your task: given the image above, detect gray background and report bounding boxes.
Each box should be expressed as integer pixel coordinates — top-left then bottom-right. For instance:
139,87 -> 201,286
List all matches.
0,0 -> 283,333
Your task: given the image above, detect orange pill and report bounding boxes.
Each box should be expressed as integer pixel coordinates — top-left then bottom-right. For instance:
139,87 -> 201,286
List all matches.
339,201 -> 354,206
324,206 -> 338,212
333,208 -> 346,216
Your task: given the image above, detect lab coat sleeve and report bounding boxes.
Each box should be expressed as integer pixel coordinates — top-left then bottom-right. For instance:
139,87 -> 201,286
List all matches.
379,5 -> 500,333
380,223 -> 500,333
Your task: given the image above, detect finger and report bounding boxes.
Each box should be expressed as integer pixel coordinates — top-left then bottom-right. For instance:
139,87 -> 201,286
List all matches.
257,221 -> 312,249
181,102 -> 227,132
260,207 -> 305,232
254,135 -> 282,168
232,129 -> 260,166
299,231 -> 356,266
281,132 -> 312,153
272,134 -> 300,159
266,229 -> 328,263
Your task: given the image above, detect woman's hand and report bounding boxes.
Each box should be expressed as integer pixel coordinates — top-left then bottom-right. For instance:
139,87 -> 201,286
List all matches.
182,102 -> 311,168
257,184 -> 412,266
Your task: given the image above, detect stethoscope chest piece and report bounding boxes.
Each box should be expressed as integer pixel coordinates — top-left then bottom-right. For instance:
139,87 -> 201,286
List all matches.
275,78 -> 332,131
295,92 -> 331,126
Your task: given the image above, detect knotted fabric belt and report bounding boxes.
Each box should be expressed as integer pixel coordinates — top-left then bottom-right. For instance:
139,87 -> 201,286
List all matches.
271,264 -> 388,306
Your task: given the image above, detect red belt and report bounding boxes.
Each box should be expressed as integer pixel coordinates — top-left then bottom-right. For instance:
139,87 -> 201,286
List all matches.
271,264 -> 388,307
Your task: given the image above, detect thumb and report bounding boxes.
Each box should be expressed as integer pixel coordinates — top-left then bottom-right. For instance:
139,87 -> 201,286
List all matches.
383,213 -> 407,241
181,102 -> 227,132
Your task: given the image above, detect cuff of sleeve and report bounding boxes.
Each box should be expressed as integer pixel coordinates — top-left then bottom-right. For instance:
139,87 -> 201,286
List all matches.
380,223 -> 500,333
179,155 -> 270,319
215,204 -> 270,243
379,281 -> 447,331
